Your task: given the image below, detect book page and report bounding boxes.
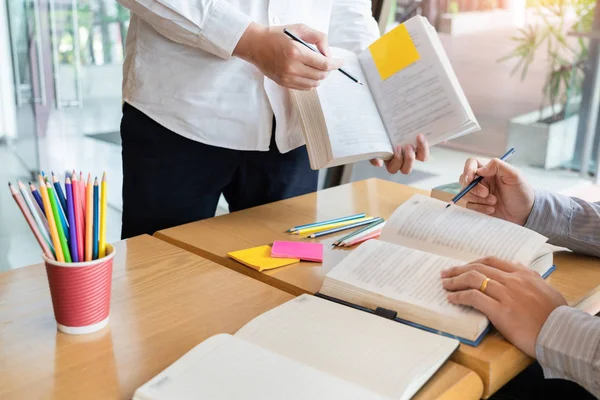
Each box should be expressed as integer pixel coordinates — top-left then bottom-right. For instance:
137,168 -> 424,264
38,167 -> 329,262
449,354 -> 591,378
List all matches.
317,47 -> 393,159
358,16 -> 470,147
133,334 -> 386,400
380,194 -> 548,265
236,295 -> 458,400
324,240 -> 483,321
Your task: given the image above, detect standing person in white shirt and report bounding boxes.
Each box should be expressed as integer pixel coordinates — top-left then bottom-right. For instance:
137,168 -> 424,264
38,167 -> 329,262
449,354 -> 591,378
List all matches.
116,0 -> 430,239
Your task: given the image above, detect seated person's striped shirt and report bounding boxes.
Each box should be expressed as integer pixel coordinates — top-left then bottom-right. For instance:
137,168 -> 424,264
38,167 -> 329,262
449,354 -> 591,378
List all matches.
526,189 -> 600,397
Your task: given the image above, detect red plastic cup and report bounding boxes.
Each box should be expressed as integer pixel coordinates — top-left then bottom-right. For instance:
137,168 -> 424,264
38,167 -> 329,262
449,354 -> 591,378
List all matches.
43,244 -> 115,335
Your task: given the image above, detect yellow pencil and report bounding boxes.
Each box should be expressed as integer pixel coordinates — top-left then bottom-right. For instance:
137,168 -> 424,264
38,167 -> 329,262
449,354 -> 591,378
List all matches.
292,216 -> 374,235
39,175 -> 64,262
98,172 -> 107,258
85,173 -> 93,261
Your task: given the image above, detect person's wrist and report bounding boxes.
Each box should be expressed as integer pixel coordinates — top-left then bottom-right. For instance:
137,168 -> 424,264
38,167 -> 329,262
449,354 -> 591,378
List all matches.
233,22 -> 268,64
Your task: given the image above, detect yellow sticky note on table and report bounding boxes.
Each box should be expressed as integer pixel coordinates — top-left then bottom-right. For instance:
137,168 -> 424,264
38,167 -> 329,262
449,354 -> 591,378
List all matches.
368,24 -> 420,80
228,245 -> 299,272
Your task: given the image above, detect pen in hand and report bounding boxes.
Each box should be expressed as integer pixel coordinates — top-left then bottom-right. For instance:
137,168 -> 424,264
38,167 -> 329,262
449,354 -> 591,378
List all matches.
283,28 -> 363,85
446,148 -> 516,209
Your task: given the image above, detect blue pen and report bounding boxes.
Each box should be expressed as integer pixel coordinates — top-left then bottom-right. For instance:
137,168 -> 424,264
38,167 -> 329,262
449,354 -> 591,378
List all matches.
93,177 -> 99,260
447,148 -> 516,208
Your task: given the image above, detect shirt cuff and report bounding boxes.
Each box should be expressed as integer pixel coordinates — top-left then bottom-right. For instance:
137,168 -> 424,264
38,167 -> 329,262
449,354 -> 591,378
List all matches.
525,188 -> 572,239
536,306 -> 600,384
202,1 -> 252,59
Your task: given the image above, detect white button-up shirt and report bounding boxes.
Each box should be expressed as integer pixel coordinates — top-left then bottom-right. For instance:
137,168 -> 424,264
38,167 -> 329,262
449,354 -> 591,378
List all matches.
117,0 -> 379,152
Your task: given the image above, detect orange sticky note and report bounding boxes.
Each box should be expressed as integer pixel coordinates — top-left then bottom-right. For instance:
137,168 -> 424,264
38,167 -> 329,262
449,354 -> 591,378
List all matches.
368,24 -> 420,80
228,245 -> 299,272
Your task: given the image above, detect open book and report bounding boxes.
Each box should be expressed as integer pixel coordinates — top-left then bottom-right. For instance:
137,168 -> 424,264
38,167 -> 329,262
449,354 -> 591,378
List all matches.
134,295 -> 459,400
292,16 -> 480,169
319,194 -> 554,345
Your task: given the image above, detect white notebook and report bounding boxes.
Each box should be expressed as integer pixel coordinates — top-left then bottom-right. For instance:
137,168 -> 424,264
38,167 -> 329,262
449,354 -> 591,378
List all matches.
134,295 -> 459,400
292,16 -> 480,169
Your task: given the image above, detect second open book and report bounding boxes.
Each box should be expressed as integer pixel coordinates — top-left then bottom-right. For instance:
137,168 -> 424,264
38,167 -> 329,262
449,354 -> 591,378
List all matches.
293,16 -> 481,169
320,194 -> 554,345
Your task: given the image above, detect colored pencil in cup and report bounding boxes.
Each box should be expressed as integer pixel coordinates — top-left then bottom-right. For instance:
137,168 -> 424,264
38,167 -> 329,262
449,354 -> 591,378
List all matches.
333,218 -> 385,246
47,181 -> 72,263
72,173 -> 85,262
306,217 -> 380,239
17,181 -> 54,253
287,213 -> 366,233
65,177 -> 79,262
9,183 -> 55,260
98,172 -> 107,258
93,177 -> 99,260
85,174 -> 93,261
343,230 -> 382,247
293,216 -> 374,236
79,171 -> 85,216
52,172 -> 68,213
48,177 -> 69,243
39,176 -> 64,262
29,182 -> 45,216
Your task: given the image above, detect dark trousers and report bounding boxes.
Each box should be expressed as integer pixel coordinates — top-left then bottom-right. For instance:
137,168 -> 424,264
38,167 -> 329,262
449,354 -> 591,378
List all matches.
120,103 -> 318,239
491,362 -> 595,400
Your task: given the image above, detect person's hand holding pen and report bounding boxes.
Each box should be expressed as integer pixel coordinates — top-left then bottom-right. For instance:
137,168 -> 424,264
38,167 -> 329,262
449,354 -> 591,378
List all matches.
234,23 -> 343,90
459,157 -> 535,225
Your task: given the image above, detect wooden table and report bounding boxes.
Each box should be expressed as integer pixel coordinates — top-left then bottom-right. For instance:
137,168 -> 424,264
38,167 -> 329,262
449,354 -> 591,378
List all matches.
0,234 -> 482,400
155,178 -> 600,398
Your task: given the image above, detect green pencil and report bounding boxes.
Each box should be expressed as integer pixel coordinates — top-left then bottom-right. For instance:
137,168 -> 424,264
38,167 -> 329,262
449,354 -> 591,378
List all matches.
332,217 -> 385,246
46,182 -> 72,263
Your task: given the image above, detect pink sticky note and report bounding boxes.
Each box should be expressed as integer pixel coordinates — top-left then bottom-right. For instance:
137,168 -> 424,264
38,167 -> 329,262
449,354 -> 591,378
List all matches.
271,241 -> 324,263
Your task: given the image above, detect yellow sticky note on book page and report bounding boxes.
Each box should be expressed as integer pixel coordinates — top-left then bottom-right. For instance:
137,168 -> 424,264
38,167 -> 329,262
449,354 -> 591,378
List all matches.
228,245 -> 299,272
368,24 -> 420,80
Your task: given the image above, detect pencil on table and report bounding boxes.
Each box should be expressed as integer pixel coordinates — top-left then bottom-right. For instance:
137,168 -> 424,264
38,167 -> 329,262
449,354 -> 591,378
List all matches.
38,176 -> 64,262
93,177 -> 99,260
293,217 -> 374,236
17,181 -> 54,253
98,172 -> 107,258
333,218 -> 385,246
65,177 -> 79,262
47,181 -> 72,263
85,174 -> 93,261
9,183 -> 54,260
343,230 -> 382,247
29,182 -> 45,216
287,213 -> 367,233
306,217 -> 380,239
72,173 -> 85,262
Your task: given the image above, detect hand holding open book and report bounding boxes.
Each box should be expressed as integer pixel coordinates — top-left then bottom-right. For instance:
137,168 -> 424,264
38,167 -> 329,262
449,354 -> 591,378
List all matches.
293,16 -> 480,169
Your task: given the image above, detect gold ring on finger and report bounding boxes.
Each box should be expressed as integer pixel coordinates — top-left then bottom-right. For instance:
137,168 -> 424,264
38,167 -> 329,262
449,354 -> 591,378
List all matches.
479,277 -> 491,293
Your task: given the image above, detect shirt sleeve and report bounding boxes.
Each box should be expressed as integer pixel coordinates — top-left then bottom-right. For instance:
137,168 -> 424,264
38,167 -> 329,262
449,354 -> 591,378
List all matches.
116,0 -> 252,59
525,189 -> 600,258
329,0 -> 380,54
536,306 -> 600,397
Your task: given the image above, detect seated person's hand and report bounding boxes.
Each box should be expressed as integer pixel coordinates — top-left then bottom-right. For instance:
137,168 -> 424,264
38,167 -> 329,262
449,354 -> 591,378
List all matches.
234,22 -> 343,90
460,158 -> 534,225
370,134 -> 429,175
442,257 -> 567,357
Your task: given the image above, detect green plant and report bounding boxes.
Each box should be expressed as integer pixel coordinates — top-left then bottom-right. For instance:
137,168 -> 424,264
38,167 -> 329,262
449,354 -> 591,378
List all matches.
499,0 -> 595,123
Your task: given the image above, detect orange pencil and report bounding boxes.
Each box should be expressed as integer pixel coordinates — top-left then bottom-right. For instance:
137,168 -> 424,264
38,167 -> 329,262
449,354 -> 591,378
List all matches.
85,173 -> 94,261
38,175 -> 64,262
9,182 -> 54,260
72,173 -> 85,262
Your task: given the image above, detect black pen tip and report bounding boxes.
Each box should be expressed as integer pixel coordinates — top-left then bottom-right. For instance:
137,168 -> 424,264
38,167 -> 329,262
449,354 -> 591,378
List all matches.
445,203 -> 451,209
358,81 -> 363,85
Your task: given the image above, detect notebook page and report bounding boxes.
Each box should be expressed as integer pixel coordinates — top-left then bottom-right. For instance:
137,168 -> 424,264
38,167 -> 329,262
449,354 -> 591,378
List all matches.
235,295 -> 458,400
358,16 -> 472,147
317,47 -> 393,160
380,194 -> 548,265
133,334 -> 386,400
